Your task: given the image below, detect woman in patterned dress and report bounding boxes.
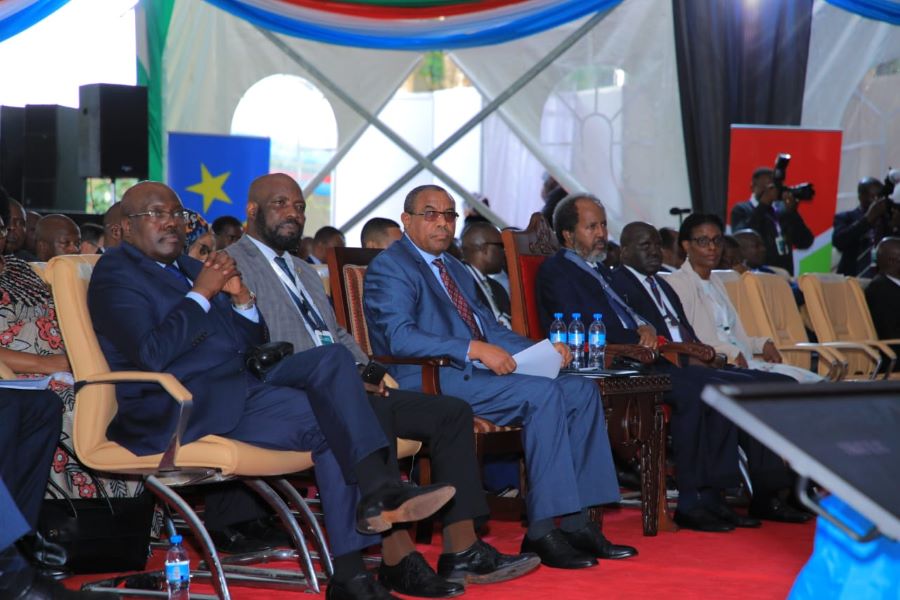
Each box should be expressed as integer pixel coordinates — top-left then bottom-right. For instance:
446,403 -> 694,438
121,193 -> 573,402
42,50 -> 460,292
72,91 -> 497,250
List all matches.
0,214 -> 142,500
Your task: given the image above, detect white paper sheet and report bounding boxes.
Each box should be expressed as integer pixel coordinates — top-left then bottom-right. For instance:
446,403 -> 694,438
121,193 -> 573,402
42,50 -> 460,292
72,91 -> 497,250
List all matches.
511,339 -> 562,379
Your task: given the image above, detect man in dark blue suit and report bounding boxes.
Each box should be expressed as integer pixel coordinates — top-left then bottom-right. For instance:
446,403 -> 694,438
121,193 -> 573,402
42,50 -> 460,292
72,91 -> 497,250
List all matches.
88,182 -> 454,600
364,184 -> 635,570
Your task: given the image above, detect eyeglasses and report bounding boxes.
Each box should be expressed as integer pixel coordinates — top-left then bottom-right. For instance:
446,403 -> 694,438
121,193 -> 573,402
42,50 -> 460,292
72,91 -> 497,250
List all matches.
127,210 -> 190,222
690,236 -> 724,248
408,210 -> 459,223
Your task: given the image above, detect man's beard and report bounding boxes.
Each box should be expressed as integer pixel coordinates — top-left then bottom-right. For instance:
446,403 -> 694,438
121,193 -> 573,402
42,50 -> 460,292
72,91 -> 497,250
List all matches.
576,241 -> 606,264
257,210 -> 303,252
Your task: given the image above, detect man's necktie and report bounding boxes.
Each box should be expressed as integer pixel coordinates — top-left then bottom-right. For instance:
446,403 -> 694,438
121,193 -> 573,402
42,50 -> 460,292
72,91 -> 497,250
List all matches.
433,258 -> 485,341
646,276 -> 692,342
273,256 -> 329,332
164,263 -> 191,290
593,267 -> 639,329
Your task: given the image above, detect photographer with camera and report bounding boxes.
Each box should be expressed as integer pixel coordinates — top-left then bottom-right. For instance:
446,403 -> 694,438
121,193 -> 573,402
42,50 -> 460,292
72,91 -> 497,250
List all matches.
832,174 -> 900,277
730,161 -> 814,275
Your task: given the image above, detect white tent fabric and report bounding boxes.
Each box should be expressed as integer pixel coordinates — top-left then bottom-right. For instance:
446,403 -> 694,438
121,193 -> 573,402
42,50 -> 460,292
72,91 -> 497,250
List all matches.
453,0 -> 689,235
163,0 -> 421,174
159,0 -> 688,235
802,0 -> 900,214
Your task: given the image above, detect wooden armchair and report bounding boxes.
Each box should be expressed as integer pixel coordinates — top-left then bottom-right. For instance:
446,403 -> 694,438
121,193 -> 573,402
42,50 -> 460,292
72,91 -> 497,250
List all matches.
502,213 -> 676,534
46,255 -> 331,598
327,247 -> 527,525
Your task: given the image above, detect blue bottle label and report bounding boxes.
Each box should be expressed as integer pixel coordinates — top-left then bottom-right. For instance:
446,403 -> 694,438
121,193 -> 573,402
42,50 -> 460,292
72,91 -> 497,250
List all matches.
568,332 -> 584,346
589,332 -> 606,346
550,332 -> 566,344
166,560 -> 190,583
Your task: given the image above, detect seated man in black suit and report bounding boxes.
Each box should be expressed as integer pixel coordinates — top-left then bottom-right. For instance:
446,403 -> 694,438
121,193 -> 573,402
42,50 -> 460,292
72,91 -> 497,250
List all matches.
865,237 -> 900,365
228,173 -> 538,597
538,195 -> 806,529
87,181 -> 455,600
460,222 -> 511,329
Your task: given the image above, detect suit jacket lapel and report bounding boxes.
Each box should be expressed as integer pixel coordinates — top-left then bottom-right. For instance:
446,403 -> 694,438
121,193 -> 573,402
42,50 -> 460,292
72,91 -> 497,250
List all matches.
398,236 -> 460,315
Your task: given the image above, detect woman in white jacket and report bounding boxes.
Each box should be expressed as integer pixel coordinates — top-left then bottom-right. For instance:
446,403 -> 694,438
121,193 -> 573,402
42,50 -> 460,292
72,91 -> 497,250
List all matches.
666,213 -> 822,383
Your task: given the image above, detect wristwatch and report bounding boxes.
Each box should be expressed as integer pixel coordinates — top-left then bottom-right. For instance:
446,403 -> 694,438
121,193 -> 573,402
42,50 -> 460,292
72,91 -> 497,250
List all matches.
232,290 -> 257,310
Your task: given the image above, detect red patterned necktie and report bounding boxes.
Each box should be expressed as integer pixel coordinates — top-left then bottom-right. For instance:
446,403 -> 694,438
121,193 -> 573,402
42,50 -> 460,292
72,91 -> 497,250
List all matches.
433,258 -> 485,341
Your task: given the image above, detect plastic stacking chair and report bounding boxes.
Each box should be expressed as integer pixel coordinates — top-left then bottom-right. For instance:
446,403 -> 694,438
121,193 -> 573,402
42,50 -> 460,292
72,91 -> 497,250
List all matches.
45,254 -> 333,599
798,273 -> 898,379
740,271 -> 862,381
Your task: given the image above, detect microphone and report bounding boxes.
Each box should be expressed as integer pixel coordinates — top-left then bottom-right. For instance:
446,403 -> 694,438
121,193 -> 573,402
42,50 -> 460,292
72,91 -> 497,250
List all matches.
669,207 -> 692,216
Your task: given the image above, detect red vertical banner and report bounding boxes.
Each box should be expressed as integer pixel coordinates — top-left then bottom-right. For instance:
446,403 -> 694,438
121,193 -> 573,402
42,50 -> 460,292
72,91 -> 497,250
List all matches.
726,125 -> 842,273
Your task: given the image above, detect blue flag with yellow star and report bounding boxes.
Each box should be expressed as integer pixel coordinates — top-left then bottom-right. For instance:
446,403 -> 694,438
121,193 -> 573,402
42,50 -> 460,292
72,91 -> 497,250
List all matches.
167,132 -> 270,223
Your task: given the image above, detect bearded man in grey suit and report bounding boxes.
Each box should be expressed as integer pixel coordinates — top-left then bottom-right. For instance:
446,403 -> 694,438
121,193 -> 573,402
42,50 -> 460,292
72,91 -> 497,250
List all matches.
227,173 -> 538,600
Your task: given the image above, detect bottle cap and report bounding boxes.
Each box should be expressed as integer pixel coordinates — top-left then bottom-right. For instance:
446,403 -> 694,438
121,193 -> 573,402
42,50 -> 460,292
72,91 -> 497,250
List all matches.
171,534 -> 183,544
554,312 -> 563,319
572,313 -> 581,319
593,313 -> 602,320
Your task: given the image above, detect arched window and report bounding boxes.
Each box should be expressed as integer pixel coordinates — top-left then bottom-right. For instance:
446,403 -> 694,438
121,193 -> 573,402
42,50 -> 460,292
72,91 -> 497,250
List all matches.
231,74 -> 338,234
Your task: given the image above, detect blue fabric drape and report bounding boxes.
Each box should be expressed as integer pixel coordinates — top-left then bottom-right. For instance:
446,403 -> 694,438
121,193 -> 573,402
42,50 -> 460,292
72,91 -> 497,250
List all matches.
0,0 -> 70,43
202,0 -> 623,50
825,0 -> 900,25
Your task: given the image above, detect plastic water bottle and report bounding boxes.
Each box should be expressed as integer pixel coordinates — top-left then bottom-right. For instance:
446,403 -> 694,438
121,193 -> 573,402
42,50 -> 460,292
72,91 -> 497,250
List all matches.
165,534 -> 190,599
588,313 -> 606,370
549,312 -> 567,344
568,313 -> 585,369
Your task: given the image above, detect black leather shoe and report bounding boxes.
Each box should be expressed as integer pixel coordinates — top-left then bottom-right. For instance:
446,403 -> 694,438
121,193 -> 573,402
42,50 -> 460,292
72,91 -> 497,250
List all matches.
673,507 -> 735,532
437,539 -> 540,584
209,516 -> 293,554
520,529 -> 597,570
378,551 -> 463,598
704,503 -> 761,528
749,497 -> 814,524
356,483 -> 456,534
326,571 -> 399,600
561,522 -> 638,559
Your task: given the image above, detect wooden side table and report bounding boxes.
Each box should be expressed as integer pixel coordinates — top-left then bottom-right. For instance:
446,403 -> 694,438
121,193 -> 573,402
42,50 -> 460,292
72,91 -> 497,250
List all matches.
590,373 -> 674,536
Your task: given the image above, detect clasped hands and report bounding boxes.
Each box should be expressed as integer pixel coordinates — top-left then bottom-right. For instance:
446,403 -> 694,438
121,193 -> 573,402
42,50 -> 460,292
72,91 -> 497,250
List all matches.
467,340 -> 573,376
190,251 -> 252,305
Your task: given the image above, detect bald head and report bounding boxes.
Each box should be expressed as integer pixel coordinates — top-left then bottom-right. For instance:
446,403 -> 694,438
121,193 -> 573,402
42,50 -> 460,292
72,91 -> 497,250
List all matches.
120,181 -> 187,263
461,222 -> 504,274
35,214 -> 81,261
876,237 -> 900,278
103,202 -> 125,249
246,173 -> 306,253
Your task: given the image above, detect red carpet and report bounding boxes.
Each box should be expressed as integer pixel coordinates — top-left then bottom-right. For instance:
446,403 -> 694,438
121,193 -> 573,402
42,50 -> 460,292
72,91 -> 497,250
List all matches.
66,507 -> 814,599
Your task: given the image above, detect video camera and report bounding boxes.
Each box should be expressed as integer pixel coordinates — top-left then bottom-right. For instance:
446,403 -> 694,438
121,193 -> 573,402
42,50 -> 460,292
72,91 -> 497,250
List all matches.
772,153 -> 815,201
880,168 -> 900,202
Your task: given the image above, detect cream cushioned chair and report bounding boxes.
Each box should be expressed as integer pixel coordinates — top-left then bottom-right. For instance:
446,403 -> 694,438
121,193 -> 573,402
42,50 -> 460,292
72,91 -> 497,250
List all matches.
798,273 -> 898,379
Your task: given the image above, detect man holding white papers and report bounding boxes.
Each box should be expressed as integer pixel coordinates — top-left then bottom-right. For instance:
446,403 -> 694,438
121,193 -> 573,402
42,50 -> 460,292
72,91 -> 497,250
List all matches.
365,185 -> 635,570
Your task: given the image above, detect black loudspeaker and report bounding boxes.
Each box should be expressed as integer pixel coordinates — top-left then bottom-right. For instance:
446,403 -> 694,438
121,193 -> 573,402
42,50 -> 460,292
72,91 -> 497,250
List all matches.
22,105 -> 83,211
78,84 -> 148,180
0,105 -> 25,199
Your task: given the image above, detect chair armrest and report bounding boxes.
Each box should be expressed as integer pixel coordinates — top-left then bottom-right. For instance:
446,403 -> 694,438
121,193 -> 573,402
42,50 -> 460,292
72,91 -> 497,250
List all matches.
819,341 -> 883,377
659,341 -> 717,364
606,344 -> 656,366
777,344 -> 847,381
860,340 -> 897,378
372,355 -> 452,395
75,371 -> 193,471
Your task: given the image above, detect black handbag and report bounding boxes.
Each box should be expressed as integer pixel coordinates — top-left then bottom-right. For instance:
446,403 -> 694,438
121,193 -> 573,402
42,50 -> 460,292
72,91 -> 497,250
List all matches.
37,451 -> 155,574
245,341 -> 294,378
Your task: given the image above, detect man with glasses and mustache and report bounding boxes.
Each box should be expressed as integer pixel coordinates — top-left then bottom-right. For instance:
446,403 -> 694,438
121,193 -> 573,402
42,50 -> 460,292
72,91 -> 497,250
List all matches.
88,181 -> 459,600
365,184 -> 636,571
